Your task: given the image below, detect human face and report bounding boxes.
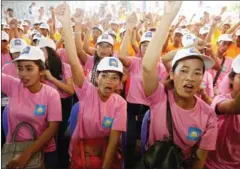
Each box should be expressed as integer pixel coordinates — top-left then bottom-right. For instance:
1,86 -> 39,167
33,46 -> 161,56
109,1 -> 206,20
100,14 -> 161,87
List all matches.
173,33 -> 183,46
40,28 -> 48,37
221,24 -> 230,34
17,60 -> 42,89
1,40 -> 8,50
3,29 -> 9,34
96,42 -> 113,59
23,25 -> 29,34
140,41 -> 149,57
92,28 -> 102,40
170,58 -> 204,99
217,41 -> 232,55
236,36 -> 240,47
232,73 -> 240,94
110,23 -> 118,33
96,71 -> 121,99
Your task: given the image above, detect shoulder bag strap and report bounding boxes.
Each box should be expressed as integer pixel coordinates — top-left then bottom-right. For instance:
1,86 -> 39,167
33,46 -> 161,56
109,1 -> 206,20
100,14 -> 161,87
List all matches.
165,87 -> 174,142
213,57 -> 226,86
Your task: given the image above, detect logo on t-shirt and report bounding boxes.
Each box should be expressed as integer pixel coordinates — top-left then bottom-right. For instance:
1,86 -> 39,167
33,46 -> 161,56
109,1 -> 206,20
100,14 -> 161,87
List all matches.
102,116 -> 113,129
201,82 -> 207,89
34,104 -> 46,116
221,65 -> 227,72
187,127 -> 202,141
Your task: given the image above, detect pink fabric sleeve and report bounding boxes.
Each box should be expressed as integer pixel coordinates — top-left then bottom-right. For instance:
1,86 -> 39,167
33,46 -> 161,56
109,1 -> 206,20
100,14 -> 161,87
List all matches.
128,57 -> 139,71
111,100 -> 127,132
146,82 -> 165,106
198,111 -> 218,150
83,55 -> 94,70
1,73 -> 20,97
74,79 -> 94,100
62,63 -> 72,80
47,88 -> 62,122
211,95 -> 229,111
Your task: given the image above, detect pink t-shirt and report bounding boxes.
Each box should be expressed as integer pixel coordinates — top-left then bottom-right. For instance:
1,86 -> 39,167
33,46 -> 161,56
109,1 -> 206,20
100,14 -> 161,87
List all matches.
201,71 -> 214,98
2,63 -> 18,78
1,52 -> 12,67
69,80 -> 127,156
43,63 -> 72,99
208,57 -> 232,88
126,57 -> 167,105
219,73 -> 231,95
146,83 -> 218,158
2,73 -> 62,152
57,48 -> 69,64
205,93 -> 240,169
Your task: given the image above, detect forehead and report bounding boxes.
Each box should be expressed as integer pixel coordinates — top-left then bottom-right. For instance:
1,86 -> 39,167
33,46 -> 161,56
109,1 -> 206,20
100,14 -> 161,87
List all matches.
99,71 -> 120,76
98,42 -> 112,47
17,60 -> 37,67
219,41 -> 232,46
176,58 -> 204,70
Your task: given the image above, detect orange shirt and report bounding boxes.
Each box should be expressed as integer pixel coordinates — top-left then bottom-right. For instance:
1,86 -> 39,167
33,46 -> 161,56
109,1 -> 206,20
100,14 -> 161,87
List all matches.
89,40 -> 95,48
226,43 -> 240,59
163,43 -> 180,55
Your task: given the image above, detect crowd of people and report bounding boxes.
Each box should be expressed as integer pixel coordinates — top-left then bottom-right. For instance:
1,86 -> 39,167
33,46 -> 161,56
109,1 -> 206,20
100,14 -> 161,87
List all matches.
1,1 -> 240,169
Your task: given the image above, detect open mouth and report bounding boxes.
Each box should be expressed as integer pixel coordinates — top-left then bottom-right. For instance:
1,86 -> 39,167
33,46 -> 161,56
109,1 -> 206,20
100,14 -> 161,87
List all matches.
21,78 -> 30,85
183,84 -> 194,93
104,86 -> 113,93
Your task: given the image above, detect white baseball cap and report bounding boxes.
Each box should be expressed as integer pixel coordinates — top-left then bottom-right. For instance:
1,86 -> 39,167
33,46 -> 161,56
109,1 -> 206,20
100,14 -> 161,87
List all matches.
217,34 -> 233,43
93,25 -> 104,33
120,28 -> 126,35
3,24 -> 9,30
33,33 -> 44,40
106,29 -> 117,37
2,31 -> 9,41
18,25 -> 24,31
140,31 -> 154,44
110,20 -> 118,25
96,34 -> 114,46
31,30 -> 39,36
172,47 -> 215,70
97,57 -> 123,74
235,29 -> 240,36
33,20 -> 42,25
182,29 -> 190,35
10,38 -> 27,53
40,22 -> 50,31
182,33 -> 198,47
37,38 -> 56,50
199,26 -> 210,35
232,55 -> 240,73
174,28 -> 183,35
22,21 -> 28,26
13,46 -> 45,63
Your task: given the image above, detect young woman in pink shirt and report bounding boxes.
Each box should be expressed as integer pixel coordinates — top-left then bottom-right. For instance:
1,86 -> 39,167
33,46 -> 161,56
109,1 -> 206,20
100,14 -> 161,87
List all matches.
205,55 -> 240,169
37,38 -> 74,168
142,2 -> 218,169
2,46 -> 62,169
118,13 -> 167,168
55,3 -> 127,169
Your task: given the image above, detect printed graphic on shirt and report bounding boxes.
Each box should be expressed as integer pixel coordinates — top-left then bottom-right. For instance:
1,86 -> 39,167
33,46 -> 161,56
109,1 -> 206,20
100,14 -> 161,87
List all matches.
34,104 -> 47,116
201,82 -> 207,89
102,116 -> 114,129
221,65 -> 227,72
187,127 -> 202,141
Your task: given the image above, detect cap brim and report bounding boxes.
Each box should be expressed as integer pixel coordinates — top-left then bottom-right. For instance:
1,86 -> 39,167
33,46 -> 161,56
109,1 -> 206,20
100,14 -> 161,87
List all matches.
182,54 -> 215,70
97,67 -> 124,74
12,55 -> 41,63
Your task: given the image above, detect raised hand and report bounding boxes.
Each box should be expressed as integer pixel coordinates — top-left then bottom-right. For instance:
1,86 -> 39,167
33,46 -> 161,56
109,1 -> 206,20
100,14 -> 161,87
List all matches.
55,2 -> 71,24
164,1 -> 182,20
126,12 -> 138,31
73,8 -> 85,24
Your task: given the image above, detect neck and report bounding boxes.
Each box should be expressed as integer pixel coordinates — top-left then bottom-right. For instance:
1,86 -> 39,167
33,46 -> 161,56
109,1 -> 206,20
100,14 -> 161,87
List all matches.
173,89 -> 196,110
27,81 -> 42,93
217,51 -> 224,59
98,89 -> 110,102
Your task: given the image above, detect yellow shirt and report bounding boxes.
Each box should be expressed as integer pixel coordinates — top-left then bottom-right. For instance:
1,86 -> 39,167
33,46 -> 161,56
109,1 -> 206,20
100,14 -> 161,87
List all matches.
54,32 -> 61,42
211,29 -> 222,53
226,43 -> 240,59
22,37 -> 31,45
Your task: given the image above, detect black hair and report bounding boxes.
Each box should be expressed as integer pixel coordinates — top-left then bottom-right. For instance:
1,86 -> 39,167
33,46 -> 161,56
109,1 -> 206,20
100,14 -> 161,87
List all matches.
33,60 -> 46,71
96,71 -> 123,81
7,8 -> 13,12
228,70 -> 236,89
45,47 -> 63,81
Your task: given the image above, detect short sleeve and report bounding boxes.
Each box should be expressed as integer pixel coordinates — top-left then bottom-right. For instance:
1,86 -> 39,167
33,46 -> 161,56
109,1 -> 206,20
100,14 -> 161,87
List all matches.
1,73 -> 20,97
112,100 -> 127,132
47,87 -> 62,122
211,95 -> 228,112
83,55 -> 94,70
146,82 -> 165,106
128,57 -> 140,71
74,79 -> 95,100
198,111 -> 218,150
62,63 -> 72,80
